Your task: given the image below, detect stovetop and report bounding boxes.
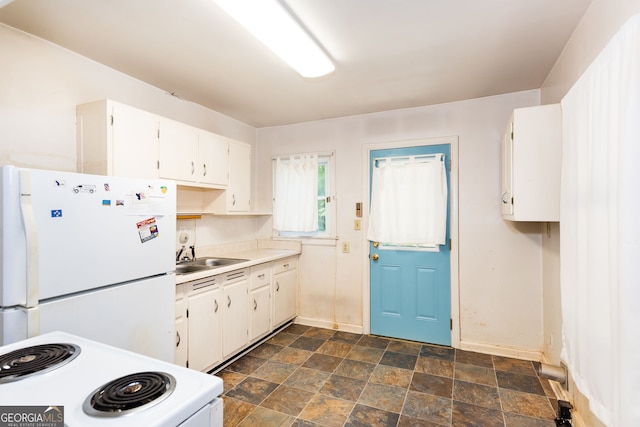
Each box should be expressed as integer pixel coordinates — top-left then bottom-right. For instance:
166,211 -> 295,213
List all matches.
0,332 -> 223,426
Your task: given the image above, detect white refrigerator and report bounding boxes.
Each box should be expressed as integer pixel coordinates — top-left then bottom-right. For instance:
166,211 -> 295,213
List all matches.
0,165 -> 177,362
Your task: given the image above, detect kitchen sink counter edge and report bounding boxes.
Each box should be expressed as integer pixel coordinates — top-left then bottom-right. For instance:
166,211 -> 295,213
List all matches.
175,240 -> 301,284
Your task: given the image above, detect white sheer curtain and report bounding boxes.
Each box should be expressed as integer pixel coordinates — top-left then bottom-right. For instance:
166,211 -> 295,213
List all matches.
273,154 -> 318,232
560,14 -> 640,427
367,155 -> 447,245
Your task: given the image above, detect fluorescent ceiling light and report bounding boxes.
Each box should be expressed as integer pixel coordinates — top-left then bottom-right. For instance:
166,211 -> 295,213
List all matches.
213,0 -> 334,78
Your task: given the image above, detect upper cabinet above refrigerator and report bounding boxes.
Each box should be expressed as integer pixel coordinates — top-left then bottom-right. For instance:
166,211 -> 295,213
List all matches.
501,104 -> 562,222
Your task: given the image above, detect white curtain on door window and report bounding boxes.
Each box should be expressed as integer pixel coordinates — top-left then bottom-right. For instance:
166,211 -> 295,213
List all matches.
560,14 -> 640,427
367,155 -> 447,245
273,154 -> 318,232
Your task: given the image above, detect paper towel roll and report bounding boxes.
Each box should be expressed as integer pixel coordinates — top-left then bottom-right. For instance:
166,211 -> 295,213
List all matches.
538,363 -> 567,383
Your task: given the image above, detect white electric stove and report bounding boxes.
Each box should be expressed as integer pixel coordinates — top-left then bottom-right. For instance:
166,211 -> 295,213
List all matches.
0,331 -> 223,426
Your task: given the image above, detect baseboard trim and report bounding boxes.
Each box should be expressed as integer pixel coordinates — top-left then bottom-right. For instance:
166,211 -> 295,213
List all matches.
294,317 -> 363,334
460,340 -> 542,361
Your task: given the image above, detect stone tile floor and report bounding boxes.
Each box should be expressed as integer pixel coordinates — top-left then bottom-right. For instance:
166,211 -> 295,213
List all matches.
218,324 -> 558,426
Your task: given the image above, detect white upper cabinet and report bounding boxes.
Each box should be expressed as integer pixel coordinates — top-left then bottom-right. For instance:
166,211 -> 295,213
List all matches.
501,104 -> 562,222
158,120 -> 229,188
200,140 -> 252,214
158,118 -> 199,183
227,141 -> 251,212
198,131 -> 229,187
76,100 -> 159,179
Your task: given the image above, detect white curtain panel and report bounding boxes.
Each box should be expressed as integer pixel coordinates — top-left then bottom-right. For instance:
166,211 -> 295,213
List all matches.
560,14 -> 640,427
367,156 -> 447,245
273,154 -> 318,232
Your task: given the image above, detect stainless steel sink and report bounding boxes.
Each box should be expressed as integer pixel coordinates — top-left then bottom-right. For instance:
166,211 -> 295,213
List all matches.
176,257 -> 249,275
175,264 -> 210,275
191,257 -> 249,267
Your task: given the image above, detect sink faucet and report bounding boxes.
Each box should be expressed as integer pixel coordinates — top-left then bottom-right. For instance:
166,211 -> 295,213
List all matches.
176,245 -> 196,263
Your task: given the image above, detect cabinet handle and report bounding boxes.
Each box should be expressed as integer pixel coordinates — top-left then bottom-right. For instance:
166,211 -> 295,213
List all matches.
191,161 -> 195,175
214,299 -> 218,313
232,194 -> 236,206
203,163 -> 207,176
227,295 -> 231,308
501,191 -> 509,204
258,274 -> 265,280
283,263 -> 289,268
276,282 -> 280,292
176,331 -> 181,347
253,299 -> 257,311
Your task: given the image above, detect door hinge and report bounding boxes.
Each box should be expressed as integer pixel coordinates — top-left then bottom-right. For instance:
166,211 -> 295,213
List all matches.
448,159 -> 452,171
110,115 -> 114,126
157,129 -> 160,139
450,319 -> 453,330
157,160 -> 160,170
186,360 -> 189,368
449,239 -> 452,251
186,308 -> 189,318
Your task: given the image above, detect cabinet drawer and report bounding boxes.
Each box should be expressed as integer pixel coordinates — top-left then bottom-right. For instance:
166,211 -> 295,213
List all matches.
223,268 -> 249,285
273,257 -> 297,275
250,263 -> 271,290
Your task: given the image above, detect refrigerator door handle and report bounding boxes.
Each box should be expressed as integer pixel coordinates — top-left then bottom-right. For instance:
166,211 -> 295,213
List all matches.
19,170 -> 40,308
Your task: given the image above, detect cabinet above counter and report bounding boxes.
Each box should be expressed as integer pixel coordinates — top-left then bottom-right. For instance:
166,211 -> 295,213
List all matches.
76,99 -> 258,199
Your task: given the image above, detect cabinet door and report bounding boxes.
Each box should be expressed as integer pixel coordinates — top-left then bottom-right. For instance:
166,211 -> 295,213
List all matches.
250,286 -> 270,341
199,131 -> 229,186
158,119 -> 199,182
501,104 -> 561,221
273,269 -> 297,327
175,315 -> 188,368
227,141 -> 251,212
175,294 -> 188,367
111,103 -> 160,179
188,287 -> 222,371
223,280 -> 249,357
501,118 -> 514,216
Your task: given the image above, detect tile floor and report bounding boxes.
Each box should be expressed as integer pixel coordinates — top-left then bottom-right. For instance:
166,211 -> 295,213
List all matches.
217,324 -> 559,426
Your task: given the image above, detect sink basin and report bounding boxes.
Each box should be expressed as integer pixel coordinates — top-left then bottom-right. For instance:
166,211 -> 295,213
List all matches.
175,264 -> 210,275
175,257 -> 249,275
191,257 -> 249,267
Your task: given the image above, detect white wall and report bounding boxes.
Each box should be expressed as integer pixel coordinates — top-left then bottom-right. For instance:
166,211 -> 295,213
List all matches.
0,24 -> 255,168
256,90 -> 546,356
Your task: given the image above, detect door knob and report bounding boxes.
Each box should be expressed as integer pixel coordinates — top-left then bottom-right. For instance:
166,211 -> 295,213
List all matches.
372,253 -> 379,261
372,241 -> 379,248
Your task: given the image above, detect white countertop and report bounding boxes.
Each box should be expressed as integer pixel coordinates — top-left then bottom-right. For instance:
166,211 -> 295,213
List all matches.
175,240 -> 301,284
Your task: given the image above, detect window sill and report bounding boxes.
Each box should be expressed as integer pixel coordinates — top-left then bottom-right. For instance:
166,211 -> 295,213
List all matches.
273,236 -> 338,247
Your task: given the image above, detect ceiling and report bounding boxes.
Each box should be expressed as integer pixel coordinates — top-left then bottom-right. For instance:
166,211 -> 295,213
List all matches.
0,0 -> 592,127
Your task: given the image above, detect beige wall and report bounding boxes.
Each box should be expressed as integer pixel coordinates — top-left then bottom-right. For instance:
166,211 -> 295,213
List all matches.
256,91 -> 547,357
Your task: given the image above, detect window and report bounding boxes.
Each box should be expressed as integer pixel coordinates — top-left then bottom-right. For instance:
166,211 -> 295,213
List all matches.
273,152 -> 335,239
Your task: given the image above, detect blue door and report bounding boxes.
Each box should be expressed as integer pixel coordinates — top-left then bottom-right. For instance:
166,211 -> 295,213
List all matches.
369,144 -> 451,346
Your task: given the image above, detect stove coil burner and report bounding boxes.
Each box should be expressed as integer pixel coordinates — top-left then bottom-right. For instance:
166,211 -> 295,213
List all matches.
0,343 -> 80,384
83,371 -> 176,417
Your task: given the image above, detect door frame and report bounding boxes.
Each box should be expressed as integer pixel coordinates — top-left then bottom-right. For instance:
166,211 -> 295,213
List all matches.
361,136 -> 460,348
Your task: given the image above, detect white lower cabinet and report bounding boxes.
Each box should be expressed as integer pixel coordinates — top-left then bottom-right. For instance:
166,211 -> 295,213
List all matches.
175,257 -> 297,371
174,285 -> 188,367
222,270 -> 249,358
272,257 -> 298,328
249,263 -> 271,342
188,285 -> 223,371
